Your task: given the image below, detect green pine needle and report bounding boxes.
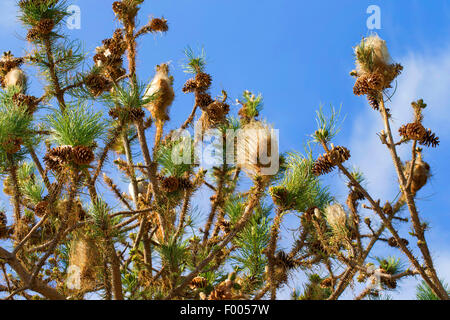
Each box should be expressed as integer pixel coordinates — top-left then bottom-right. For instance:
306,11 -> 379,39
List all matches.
278,152 -> 333,212
182,46 -> 207,74
311,104 -> 344,144
47,104 -> 106,147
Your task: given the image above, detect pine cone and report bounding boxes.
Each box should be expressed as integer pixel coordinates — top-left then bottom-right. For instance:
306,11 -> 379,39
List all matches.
178,177 -> 193,190
270,186 -> 290,208
312,154 -> 335,176
160,176 -> 179,193
419,129 -> 440,148
388,237 -> 409,248
182,78 -> 197,93
218,219 -> 231,234
0,211 -> 6,227
129,108 -> 145,121
195,93 -> 213,109
195,72 -> 212,91
1,137 -> 23,154
206,101 -> 229,125
26,27 -> 41,42
275,251 -> 296,270
189,276 -> 207,290
45,145 -> 74,168
400,122 -> 427,141
208,280 -> 233,300
112,1 -> 127,17
85,73 -> 112,97
383,278 -> 397,290
149,18 -> 168,32
37,18 -> 55,35
384,63 -> 403,85
327,146 -> 350,166
320,277 -> 333,288
35,201 -> 49,218
72,146 -> 95,165
12,93 -> 39,114
353,75 -> 370,96
366,72 -> 384,91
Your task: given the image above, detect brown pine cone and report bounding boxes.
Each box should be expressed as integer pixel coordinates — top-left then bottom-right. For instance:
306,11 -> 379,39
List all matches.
26,27 -> 41,42
112,1 -> 127,17
12,93 -> 39,114
195,72 -> 212,91
419,129 -> 440,148
275,251 -> 296,270
206,101 -> 229,125
149,18 -> 168,32
178,177 -> 193,190
383,278 -> 397,290
327,146 -> 350,166
182,78 -> 197,93
46,145 -> 73,166
160,176 -> 179,193
387,237 -> 398,247
189,276 -> 207,290
35,201 -> 49,218
366,90 -> 380,110
195,93 -> 214,109
366,72 -> 384,91
85,73 -> 112,97
388,237 -> 409,248
129,108 -> 145,121
353,75 -> 370,96
218,219 -> 231,234
1,137 -> 23,154
270,186 -> 290,208
312,154 -> 335,176
108,106 -> 123,119
400,122 -> 427,141
72,146 -> 95,165
37,18 -> 55,35
320,277 -> 333,288
0,211 -> 6,227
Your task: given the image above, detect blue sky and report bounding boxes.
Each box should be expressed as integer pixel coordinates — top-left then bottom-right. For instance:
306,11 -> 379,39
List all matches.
1,0 -> 449,299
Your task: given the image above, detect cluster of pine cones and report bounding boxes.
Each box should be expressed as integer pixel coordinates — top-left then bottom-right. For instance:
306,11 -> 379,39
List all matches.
399,122 -> 439,148
312,145 -> 350,176
108,105 -> 145,123
352,64 -> 403,110
183,70 -> 230,130
26,18 -> 55,42
44,145 -> 95,171
88,29 -> 127,96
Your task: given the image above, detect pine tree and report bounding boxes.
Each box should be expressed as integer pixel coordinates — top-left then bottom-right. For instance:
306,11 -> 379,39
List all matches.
0,1 -> 447,301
